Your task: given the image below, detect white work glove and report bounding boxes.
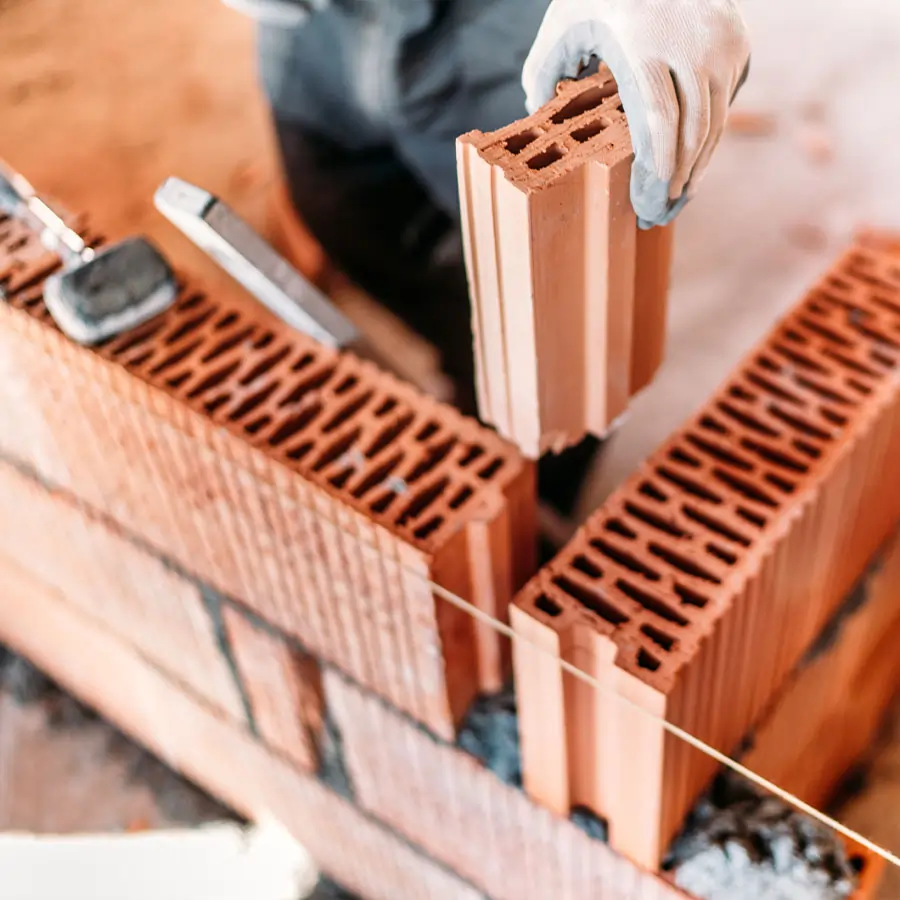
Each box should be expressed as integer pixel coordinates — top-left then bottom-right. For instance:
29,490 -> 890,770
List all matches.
523,0 -> 751,228
222,0 -> 328,27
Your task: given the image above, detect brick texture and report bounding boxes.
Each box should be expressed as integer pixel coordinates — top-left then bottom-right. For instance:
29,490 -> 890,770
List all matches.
0,551 -> 486,900
457,68 -> 673,457
0,210 -> 536,740
0,455 -> 245,721
324,668 -> 690,900
745,524 -> 900,808
222,604 -> 323,771
512,239 -> 900,867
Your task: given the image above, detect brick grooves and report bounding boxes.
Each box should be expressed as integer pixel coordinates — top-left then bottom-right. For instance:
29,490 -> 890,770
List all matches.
513,241 -> 900,867
744,525 -> 900,810
0,437 -> 882,900
0,552 -> 488,900
0,453 -> 248,723
457,68 -> 673,458
0,211 -> 536,741
325,669 -> 691,900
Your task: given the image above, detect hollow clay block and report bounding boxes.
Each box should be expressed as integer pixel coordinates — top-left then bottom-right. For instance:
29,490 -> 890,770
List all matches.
457,68 -> 673,458
512,239 -> 900,870
0,210 -> 536,741
744,525 -> 900,809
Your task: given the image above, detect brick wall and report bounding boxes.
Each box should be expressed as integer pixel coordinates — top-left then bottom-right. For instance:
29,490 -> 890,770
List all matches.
0,211 -> 536,739
512,238 -> 900,868
0,454 -> 247,723
0,550 -> 486,900
324,667 -> 688,900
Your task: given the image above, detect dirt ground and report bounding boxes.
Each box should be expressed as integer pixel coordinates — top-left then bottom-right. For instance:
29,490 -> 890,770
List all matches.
0,0 -> 281,294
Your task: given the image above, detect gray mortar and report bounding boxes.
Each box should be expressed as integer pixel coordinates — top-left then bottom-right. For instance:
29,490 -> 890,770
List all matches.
801,575 -> 870,666
309,876 -> 361,899
666,773 -> 858,900
457,682 -> 522,788
317,704 -> 354,801
570,806 -> 609,843
199,585 -> 260,736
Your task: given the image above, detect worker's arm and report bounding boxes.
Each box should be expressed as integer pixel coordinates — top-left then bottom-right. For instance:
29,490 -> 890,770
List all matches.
523,0 -> 751,229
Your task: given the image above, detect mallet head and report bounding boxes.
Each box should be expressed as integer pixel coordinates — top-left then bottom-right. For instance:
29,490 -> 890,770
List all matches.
43,236 -> 177,346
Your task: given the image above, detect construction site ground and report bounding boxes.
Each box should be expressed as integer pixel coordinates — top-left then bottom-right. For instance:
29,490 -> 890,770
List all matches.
1,0 -> 899,896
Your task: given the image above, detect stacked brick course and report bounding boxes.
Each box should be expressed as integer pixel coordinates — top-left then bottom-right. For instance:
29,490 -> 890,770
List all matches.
0,552 -> 487,900
0,210 -> 535,740
0,200 -> 697,898
513,238 -> 900,868
457,67 -> 674,458
0,455 -> 246,722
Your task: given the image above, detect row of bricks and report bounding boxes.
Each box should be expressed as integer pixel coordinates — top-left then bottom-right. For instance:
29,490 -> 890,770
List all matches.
0,453 -> 884,899
0,512 -> 698,900
0,211 -> 536,740
457,67 -> 673,458
511,237 -> 900,868
0,551 -> 486,900
0,451 -> 325,773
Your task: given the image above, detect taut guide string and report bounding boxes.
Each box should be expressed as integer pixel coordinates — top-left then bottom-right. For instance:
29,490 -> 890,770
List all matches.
302,507 -> 900,869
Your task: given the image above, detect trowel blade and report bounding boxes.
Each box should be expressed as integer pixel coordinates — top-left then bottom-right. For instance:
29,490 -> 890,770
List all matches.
154,177 -> 364,352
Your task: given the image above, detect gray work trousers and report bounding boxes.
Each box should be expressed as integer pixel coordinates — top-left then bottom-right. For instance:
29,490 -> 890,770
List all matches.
257,0 -> 548,411
258,0 -> 599,515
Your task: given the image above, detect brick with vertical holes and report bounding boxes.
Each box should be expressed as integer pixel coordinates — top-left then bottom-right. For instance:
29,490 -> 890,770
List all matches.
0,455 -> 246,721
222,604 -> 323,772
0,553 -> 488,900
512,239 -> 900,869
324,667 -> 692,900
0,210 -> 536,741
457,67 -> 673,458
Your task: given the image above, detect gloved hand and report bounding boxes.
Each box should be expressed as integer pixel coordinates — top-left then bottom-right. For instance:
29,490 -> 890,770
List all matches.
222,0 -> 328,27
522,0 -> 751,228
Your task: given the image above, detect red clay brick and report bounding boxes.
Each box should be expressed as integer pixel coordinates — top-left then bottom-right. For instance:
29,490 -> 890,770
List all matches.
512,239 -> 900,868
0,552 -> 486,900
0,211 -> 537,740
0,456 -> 245,721
745,524 -> 900,808
323,668 -> 690,900
457,69 -> 673,457
846,841 -> 887,900
222,604 -> 323,772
